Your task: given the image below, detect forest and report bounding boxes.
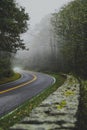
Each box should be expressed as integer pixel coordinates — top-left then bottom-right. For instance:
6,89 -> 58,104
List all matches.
51,0 -> 87,79
0,0 -> 87,79
14,0 -> 87,79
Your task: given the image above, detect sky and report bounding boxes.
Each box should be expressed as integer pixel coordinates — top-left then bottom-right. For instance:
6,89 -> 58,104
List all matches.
16,0 -> 72,29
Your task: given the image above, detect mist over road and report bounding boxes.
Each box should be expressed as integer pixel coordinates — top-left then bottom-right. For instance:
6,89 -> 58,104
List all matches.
0,71 -> 54,117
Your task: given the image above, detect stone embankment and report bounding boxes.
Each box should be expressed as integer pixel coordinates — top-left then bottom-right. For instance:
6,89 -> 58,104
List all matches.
10,75 -> 80,130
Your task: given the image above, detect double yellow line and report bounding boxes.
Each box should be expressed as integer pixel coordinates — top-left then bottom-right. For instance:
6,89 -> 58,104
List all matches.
0,74 -> 37,95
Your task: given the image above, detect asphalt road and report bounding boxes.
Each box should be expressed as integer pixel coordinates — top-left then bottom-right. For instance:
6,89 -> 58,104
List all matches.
0,71 -> 55,117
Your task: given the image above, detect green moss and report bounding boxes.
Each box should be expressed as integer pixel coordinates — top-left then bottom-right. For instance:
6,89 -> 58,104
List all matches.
61,100 -> 67,106
57,100 -> 67,110
64,90 -> 75,97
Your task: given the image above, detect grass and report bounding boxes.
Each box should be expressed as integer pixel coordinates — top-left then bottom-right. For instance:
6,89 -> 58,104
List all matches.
0,73 -> 21,85
0,73 -> 66,130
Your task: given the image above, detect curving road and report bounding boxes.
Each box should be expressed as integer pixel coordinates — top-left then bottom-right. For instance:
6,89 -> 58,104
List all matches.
0,71 -> 55,117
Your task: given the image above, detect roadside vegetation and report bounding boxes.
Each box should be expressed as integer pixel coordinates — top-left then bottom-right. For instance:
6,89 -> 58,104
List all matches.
75,80 -> 87,130
0,73 -> 21,85
51,1 -> 87,129
0,74 -> 65,130
51,0 -> 87,78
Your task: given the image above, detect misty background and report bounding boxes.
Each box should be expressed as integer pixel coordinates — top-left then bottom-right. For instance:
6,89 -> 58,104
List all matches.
13,0 -> 72,71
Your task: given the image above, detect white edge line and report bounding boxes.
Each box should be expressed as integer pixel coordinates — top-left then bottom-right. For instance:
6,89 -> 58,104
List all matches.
42,73 -> 56,85
52,76 -> 56,85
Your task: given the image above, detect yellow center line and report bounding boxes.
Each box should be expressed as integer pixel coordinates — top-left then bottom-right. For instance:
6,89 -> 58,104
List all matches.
0,74 -> 37,95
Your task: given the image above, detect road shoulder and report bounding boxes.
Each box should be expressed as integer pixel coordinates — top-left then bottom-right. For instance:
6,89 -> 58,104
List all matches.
10,75 -> 80,130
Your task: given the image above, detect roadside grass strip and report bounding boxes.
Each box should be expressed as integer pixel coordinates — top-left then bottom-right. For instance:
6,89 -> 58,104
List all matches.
0,74 -> 65,130
0,73 -> 21,85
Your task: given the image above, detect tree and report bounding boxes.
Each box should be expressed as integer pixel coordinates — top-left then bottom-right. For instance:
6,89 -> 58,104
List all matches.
51,0 -> 87,78
0,0 -> 29,77
0,0 -> 29,53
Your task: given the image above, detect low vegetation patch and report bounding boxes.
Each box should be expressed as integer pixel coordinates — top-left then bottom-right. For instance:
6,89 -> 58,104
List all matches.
57,100 -> 67,110
64,90 -> 75,97
0,73 -> 66,130
0,73 -> 21,85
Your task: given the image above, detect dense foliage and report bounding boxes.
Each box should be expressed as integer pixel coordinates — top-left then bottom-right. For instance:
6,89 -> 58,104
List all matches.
0,0 -> 29,52
76,80 -> 87,130
51,1 -> 87,129
0,0 -> 29,77
51,0 -> 87,78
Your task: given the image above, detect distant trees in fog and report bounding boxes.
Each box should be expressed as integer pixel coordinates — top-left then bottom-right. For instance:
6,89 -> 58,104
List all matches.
51,0 -> 87,78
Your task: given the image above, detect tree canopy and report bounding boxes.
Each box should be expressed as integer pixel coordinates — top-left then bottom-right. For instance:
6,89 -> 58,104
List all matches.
51,0 -> 87,78
0,0 -> 29,53
0,0 -> 29,78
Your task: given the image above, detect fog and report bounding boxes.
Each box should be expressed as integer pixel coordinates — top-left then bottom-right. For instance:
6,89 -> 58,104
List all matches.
13,0 -> 72,71
13,14 -> 62,71
16,0 -> 72,28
